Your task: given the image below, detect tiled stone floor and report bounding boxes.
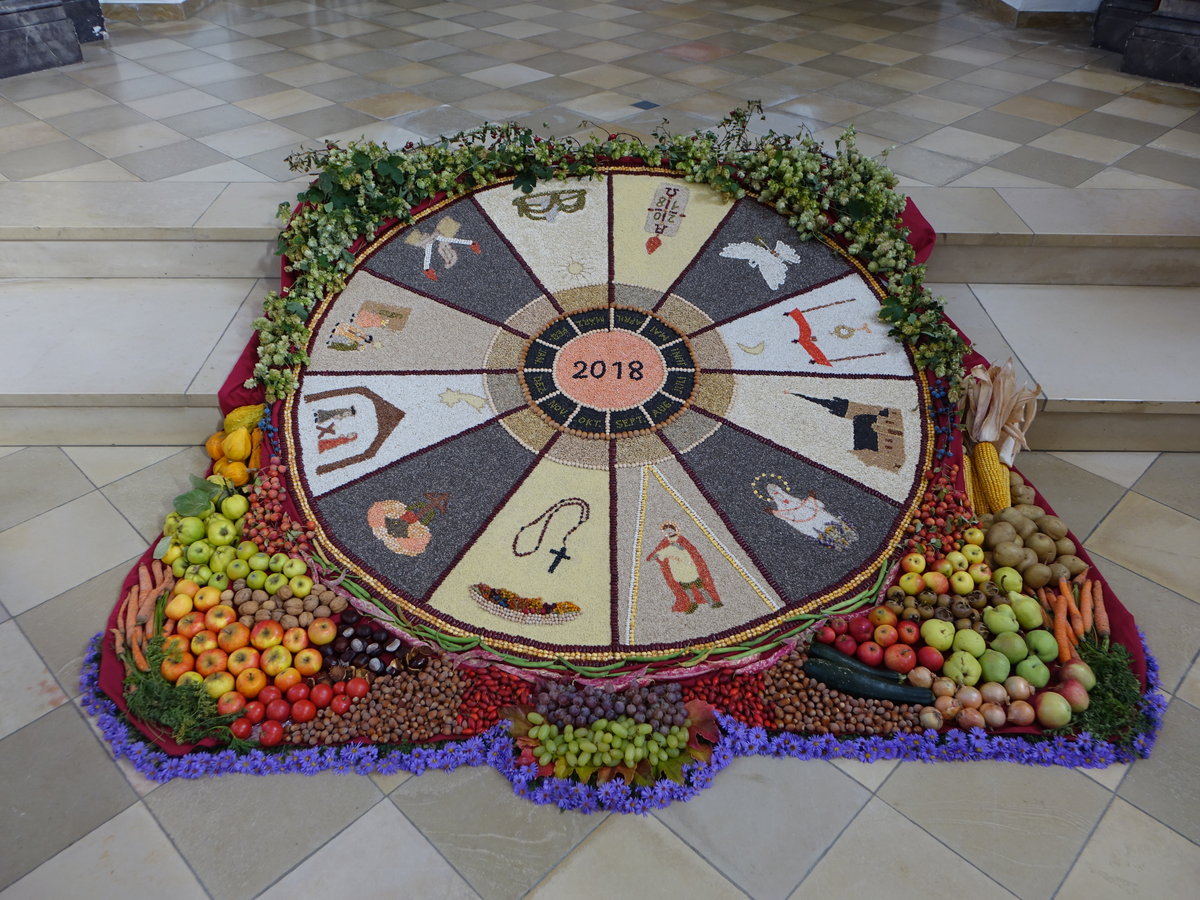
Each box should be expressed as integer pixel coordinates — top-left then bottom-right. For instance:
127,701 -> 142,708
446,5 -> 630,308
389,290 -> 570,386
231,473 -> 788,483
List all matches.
2,0 -> 1199,897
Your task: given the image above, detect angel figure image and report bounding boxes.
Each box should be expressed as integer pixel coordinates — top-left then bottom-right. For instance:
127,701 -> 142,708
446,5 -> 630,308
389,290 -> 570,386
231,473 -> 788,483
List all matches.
719,238 -> 803,290
762,482 -> 858,551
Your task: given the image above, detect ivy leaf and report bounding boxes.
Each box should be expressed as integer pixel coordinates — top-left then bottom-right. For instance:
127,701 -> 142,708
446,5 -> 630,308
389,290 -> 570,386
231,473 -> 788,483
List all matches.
172,475 -> 221,517
513,171 -> 538,194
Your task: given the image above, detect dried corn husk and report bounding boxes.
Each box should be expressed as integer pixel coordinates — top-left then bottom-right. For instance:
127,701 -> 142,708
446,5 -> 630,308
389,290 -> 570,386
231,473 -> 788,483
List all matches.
959,359 -> 1040,466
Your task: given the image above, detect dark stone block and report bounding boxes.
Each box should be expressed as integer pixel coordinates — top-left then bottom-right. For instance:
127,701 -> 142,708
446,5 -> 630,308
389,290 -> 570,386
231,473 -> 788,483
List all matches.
1093,0 -> 1155,52
0,0 -> 82,79
62,0 -> 104,42
1122,8 -> 1200,87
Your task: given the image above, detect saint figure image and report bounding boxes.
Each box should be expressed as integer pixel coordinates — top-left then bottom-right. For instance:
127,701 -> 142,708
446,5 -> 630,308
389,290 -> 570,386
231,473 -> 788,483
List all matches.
763,483 -> 858,551
646,522 -> 722,613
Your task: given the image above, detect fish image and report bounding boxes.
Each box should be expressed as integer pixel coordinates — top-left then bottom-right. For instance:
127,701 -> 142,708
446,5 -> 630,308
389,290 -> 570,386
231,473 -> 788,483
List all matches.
719,238 -> 803,290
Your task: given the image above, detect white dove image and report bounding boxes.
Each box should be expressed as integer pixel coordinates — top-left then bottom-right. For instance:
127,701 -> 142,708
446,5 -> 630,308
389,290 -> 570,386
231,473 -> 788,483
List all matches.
719,239 -> 803,290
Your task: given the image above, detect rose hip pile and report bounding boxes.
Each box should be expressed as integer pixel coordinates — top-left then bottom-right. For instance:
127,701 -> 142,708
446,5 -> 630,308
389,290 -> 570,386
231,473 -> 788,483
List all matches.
243,458 -> 316,556
903,463 -> 974,564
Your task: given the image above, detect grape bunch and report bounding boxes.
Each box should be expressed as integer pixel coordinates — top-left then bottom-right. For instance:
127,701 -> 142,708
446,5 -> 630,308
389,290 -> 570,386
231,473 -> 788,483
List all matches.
525,711 -> 691,773
532,681 -> 688,734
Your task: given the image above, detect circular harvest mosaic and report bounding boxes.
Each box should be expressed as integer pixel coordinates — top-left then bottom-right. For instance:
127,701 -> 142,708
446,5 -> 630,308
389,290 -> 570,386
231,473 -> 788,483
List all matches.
283,169 -> 933,668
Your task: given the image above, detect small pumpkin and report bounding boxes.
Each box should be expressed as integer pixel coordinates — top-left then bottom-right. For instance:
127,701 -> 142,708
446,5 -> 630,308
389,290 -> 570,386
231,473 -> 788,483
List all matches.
204,431 -> 226,460
222,427 -> 252,462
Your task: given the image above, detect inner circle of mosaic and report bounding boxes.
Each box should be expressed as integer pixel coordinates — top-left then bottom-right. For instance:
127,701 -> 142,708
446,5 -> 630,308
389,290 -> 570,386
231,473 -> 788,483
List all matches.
284,169 -> 933,670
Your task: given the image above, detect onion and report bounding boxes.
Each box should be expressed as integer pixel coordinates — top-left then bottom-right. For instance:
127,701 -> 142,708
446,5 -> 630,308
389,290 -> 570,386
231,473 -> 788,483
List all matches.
955,685 -> 982,709
934,695 -> 962,720
918,706 -> 944,730
980,702 -> 1007,729
979,682 -> 1008,706
932,677 -> 957,698
1006,699 -> 1035,726
956,707 -> 986,730
907,666 -> 934,688
1003,676 -> 1033,702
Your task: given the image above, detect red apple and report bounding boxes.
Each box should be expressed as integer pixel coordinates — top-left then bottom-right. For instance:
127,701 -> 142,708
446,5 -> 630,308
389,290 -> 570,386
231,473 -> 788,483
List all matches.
867,606 -> 897,628
281,627 -> 309,654
931,558 -> 955,577
227,646 -> 260,676
873,624 -> 899,648
883,643 -> 916,674
261,644 -> 293,677
259,720 -> 284,747
896,620 -> 921,644
235,667 -> 267,698
194,648 -> 228,678
330,694 -> 352,715
916,645 -> 945,672
190,630 -> 219,655
204,604 -> 237,632
847,615 -> 875,643
307,617 -> 337,646
856,640 -> 884,667
900,552 -> 926,574
216,691 -> 246,716
175,611 -> 207,639
250,620 -> 284,650
898,572 -> 925,595
967,562 -> 992,585
834,634 -> 858,656
829,617 -> 849,636
265,698 -> 291,722
161,652 -> 195,683
310,683 -> 333,709
217,622 -> 251,653
1055,678 -> 1091,713
922,571 -> 950,594
294,648 -> 323,677
242,700 -> 265,724
814,625 -> 837,644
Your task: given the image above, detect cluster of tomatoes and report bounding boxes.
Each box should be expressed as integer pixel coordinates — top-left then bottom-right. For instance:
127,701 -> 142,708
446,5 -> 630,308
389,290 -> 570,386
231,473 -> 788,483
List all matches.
904,463 -> 975,563
230,676 -> 370,747
243,458 -> 317,556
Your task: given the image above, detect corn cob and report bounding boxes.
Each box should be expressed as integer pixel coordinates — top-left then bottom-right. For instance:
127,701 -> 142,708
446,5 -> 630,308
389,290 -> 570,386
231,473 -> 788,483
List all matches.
962,452 -> 988,516
972,440 -> 1011,511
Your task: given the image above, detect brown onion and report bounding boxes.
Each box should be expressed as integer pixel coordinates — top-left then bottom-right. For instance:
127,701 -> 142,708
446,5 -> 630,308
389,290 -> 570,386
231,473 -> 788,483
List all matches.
1006,699 -> 1035,726
979,682 -> 1009,706
956,707 -> 986,730
955,685 -> 982,709
934,695 -> 962,720
980,702 -> 1007,729
932,677 -> 957,698
918,707 -> 944,730
907,666 -> 934,688
1004,676 -> 1033,702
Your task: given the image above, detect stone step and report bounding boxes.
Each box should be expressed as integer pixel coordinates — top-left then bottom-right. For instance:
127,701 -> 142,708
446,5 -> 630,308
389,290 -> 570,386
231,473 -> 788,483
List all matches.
0,183 -> 1198,283
0,275 -> 1195,449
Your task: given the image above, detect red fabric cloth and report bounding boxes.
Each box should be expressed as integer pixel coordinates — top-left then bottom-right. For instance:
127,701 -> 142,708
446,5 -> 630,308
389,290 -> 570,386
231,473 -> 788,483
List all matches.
901,196 -> 935,265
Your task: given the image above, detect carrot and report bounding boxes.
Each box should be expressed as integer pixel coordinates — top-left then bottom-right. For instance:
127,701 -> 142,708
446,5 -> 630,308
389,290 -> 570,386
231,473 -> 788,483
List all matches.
1036,586 -> 1052,612
114,586 -> 133,638
1072,567 -> 1090,585
135,583 -> 156,626
1079,580 -> 1094,636
137,563 -> 152,599
151,559 -> 164,586
1065,585 -> 1084,639
162,618 -> 175,636
1053,593 -> 1073,663
1041,605 -> 1054,630
111,627 -> 125,657
124,585 -> 141,637
129,626 -> 149,672
1092,582 -> 1110,647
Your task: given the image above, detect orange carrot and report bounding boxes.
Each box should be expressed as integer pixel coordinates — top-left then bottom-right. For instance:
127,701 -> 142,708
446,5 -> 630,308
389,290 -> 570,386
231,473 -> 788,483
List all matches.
137,563 -> 152,599
1053,593 -> 1073,663
1079,580 -> 1094,636
151,559 -> 164,586
124,585 -> 141,637
135,584 -> 156,626
1036,586 -> 1052,612
115,586 -> 133,637
1092,582 -> 1110,646
110,627 -> 125,657
162,618 -> 175,636
129,626 -> 149,672
1072,567 -> 1090,585
1066,585 -> 1084,639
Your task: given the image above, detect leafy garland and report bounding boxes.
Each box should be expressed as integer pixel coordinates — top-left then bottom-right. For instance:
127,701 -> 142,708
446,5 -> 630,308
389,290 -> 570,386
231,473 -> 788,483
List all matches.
248,105 -> 966,400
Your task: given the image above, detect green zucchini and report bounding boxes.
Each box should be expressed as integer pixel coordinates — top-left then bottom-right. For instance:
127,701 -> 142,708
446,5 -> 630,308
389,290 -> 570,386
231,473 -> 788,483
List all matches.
807,640 -> 903,682
803,656 -> 934,705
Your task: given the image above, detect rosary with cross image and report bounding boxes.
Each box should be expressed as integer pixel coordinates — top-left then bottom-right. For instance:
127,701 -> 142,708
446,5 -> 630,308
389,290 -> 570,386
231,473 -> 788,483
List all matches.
512,498 -> 591,574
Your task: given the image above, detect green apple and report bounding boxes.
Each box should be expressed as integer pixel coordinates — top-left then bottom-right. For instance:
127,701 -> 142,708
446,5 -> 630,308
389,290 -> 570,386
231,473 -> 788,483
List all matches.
209,545 -> 237,574
944,650 -> 981,685
920,619 -> 955,652
288,575 -> 313,599
184,564 -> 212,585
236,541 -> 260,561
263,572 -> 288,595
245,569 -> 268,590
186,540 -> 214,566
171,556 -> 188,578
221,494 -> 249,520
163,512 -> 182,537
281,557 -> 307,579
197,501 -> 216,521
1015,656 -> 1050,688
978,648 -> 1011,683
268,552 -> 290,573
207,572 -> 230,591
226,558 -> 250,581
952,628 -> 987,658
175,516 -> 206,545
1024,629 -> 1059,664
247,552 -> 271,572
207,517 -> 237,547
991,631 -> 1029,664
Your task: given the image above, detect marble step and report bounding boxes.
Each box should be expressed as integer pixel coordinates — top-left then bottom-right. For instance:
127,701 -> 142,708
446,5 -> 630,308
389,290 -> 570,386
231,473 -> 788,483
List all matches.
0,277 -> 1195,449
0,183 -> 1198,284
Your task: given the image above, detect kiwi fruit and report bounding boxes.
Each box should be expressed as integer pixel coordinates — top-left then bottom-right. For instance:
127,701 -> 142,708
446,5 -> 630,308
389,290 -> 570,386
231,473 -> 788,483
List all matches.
993,541 -> 1025,568
1036,516 -> 1068,540
1025,532 -> 1058,564
1057,554 -> 1088,576
985,521 -> 1017,548
1023,563 -> 1053,589
1055,537 -> 1076,557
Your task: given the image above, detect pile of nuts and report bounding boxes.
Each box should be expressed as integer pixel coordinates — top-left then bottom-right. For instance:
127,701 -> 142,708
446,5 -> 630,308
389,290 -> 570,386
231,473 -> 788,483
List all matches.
223,578 -> 348,630
760,651 -> 922,736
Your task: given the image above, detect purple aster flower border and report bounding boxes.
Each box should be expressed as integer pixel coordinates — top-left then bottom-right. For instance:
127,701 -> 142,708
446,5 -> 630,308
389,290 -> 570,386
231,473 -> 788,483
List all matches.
80,630 -> 1165,813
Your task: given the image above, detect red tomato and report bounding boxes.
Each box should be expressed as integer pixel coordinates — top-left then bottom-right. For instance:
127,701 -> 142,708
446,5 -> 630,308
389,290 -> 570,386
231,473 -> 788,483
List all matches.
285,683 -> 309,703
230,717 -> 253,740
332,680 -> 347,695
330,694 -> 351,715
259,719 -> 284,747
310,683 -> 334,709
242,701 -> 265,725
346,677 -> 370,699
290,699 -> 317,724
258,685 -> 282,705
266,698 -> 292,722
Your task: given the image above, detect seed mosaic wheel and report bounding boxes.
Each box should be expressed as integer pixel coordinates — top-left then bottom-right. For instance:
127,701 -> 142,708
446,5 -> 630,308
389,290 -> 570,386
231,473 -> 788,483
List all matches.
284,168 -> 933,671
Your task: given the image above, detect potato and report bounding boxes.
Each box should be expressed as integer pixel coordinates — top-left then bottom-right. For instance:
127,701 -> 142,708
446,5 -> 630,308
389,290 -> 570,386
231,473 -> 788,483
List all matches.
1012,485 -> 1037,505
1023,563 -> 1053,589
1055,537 -> 1076,557
985,521 -> 1017,548
1056,554 -> 1088,576
1036,516 -> 1068,540
993,541 -> 1025,568
1018,547 -> 1038,571
1014,504 -> 1046,520
1025,532 -> 1058,564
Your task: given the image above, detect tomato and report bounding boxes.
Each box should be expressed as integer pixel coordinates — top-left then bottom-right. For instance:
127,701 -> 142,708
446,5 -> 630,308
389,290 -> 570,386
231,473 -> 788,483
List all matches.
346,677 -> 370,699
242,701 -> 265,724
290,699 -> 317,724
330,694 -> 351,715
266,698 -> 292,722
285,683 -> 309,703
258,685 -> 282,705
331,680 -> 346,695
310,683 -> 334,709
230,717 -> 253,740
259,719 -> 284,747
